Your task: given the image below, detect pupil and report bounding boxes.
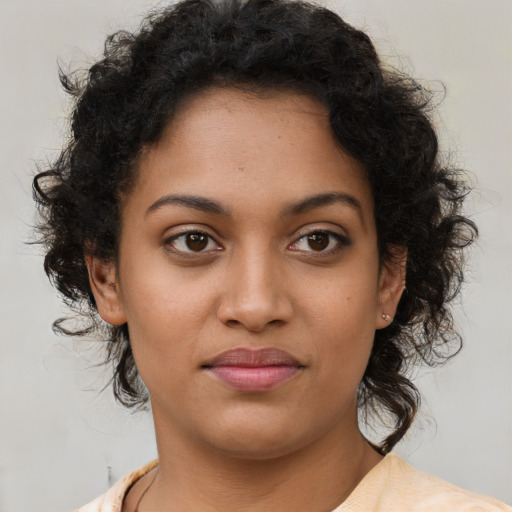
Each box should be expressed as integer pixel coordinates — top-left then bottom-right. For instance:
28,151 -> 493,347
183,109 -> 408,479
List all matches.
308,233 -> 328,251
186,233 -> 208,251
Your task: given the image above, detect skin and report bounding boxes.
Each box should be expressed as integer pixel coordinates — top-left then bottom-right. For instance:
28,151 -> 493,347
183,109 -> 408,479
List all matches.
87,88 -> 405,511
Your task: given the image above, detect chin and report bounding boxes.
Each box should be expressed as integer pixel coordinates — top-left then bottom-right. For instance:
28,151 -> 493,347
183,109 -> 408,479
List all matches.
200,410 -> 326,461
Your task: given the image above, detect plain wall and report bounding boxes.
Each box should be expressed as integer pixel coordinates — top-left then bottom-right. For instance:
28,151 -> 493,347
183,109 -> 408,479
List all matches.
0,0 -> 510,510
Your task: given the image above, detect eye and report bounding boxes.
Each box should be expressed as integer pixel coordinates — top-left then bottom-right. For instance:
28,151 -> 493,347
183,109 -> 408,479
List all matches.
289,230 -> 349,254
164,230 -> 221,255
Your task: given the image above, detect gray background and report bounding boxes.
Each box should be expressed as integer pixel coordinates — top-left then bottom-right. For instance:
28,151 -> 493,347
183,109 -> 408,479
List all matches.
0,0 -> 510,510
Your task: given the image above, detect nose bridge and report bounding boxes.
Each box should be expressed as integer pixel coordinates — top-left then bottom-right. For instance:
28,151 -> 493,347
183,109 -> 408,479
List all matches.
217,240 -> 292,331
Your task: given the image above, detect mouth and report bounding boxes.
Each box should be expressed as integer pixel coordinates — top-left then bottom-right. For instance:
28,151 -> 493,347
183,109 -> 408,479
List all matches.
202,347 -> 305,392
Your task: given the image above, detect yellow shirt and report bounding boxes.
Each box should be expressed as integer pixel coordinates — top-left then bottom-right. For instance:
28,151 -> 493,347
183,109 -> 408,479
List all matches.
76,454 -> 511,511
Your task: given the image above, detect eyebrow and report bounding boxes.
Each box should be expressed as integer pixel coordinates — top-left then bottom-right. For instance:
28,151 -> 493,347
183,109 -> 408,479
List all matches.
145,191 -> 363,221
280,192 -> 362,218
146,194 -> 232,217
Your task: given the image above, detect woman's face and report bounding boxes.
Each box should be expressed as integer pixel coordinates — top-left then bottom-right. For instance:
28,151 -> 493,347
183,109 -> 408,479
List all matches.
90,88 -> 403,459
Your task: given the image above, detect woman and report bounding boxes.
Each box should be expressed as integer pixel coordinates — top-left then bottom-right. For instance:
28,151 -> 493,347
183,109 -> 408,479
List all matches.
32,0 -> 510,510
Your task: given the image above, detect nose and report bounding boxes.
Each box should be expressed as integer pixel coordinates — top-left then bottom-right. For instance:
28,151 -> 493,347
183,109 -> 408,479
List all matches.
216,246 -> 294,332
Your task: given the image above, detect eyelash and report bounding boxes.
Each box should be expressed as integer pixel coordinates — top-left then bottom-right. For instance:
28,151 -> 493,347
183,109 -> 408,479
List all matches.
163,229 -> 350,258
163,230 -> 221,257
289,230 -> 351,256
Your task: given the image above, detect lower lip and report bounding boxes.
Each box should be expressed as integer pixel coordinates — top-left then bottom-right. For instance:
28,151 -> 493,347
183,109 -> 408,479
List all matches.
207,365 -> 301,392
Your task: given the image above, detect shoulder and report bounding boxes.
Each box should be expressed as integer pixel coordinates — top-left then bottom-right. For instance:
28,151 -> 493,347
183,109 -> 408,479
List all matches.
336,454 -> 511,512
381,454 -> 511,511
74,460 -> 158,512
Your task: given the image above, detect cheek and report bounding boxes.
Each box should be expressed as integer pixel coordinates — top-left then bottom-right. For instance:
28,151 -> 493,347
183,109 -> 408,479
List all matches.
304,272 -> 379,381
118,266 -> 215,373
304,266 -> 379,332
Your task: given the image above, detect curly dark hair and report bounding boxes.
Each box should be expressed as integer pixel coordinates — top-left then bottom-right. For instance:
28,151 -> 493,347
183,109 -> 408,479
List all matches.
33,0 -> 477,453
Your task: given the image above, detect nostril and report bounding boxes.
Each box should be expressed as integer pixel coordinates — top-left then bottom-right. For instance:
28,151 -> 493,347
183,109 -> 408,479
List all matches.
216,286 -> 294,331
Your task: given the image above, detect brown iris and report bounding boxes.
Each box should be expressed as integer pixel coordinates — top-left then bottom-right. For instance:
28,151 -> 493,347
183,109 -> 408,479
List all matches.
307,232 -> 329,251
185,233 -> 208,251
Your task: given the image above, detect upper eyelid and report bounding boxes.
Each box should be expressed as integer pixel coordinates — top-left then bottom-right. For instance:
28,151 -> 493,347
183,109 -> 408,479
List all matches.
166,230 -> 221,245
295,230 -> 343,240
291,230 -> 348,248
165,226 -> 221,242
163,231 -> 223,258
293,225 -> 348,238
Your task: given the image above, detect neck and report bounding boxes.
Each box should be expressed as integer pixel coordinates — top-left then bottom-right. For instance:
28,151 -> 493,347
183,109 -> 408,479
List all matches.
144,409 -> 383,512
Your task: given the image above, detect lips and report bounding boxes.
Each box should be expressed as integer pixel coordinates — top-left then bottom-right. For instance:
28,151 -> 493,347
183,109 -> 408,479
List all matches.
202,348 -> 304,392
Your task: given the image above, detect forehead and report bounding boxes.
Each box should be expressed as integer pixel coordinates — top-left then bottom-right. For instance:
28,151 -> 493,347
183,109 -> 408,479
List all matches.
169,86 -> 329,130
130,87 -> 373,223
159,87 -> 335,149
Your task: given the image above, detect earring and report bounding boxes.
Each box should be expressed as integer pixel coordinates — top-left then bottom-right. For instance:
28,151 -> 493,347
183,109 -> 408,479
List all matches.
381,313 -> 390,321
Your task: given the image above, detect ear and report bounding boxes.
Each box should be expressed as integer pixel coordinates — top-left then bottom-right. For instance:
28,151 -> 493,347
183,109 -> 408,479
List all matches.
85,255 -> 127,326
376,246 -> 407,329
